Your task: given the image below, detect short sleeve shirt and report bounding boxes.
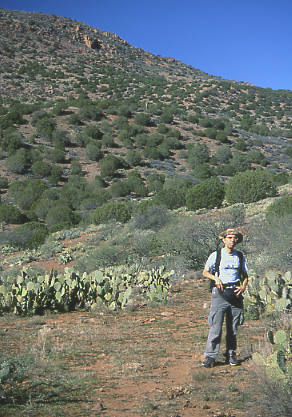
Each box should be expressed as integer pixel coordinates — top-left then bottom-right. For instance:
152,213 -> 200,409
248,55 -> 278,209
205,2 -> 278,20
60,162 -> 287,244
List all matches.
205,248 -> 248,285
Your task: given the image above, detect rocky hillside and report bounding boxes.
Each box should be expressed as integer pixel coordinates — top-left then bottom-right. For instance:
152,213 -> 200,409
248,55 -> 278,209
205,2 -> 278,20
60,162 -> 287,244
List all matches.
0,8 -> 209,101
0,8 -> 292,271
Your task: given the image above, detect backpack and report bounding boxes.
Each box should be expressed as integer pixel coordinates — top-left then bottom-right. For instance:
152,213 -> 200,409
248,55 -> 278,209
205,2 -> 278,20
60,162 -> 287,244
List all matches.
209,248 -> 244,292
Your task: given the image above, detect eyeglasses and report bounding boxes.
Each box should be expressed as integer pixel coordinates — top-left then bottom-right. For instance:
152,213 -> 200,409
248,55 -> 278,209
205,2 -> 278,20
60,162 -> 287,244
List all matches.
225,236 -> 238,241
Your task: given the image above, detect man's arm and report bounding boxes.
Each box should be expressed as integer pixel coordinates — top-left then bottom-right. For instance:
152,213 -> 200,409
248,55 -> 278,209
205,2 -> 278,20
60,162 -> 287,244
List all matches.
203,268 -> 223,291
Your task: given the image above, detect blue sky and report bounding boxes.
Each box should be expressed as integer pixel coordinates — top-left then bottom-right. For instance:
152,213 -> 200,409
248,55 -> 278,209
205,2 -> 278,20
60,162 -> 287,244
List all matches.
2,0 -> 292,91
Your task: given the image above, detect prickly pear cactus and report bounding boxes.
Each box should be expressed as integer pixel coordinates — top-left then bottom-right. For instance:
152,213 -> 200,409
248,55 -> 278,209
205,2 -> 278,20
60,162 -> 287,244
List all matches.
245,269 -> 292,317
253,327 -> 292,386
0,265 -> 174,315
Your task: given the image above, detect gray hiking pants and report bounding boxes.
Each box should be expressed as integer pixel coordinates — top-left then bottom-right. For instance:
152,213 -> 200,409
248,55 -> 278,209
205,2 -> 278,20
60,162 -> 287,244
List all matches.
204,287 -> 244,359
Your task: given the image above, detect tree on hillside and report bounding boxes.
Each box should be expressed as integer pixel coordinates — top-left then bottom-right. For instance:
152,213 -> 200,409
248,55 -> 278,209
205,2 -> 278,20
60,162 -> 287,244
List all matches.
225,168 -> 277,205
186,177 -> 225,210
214,145 -> 232,164
134,113 -> 152,126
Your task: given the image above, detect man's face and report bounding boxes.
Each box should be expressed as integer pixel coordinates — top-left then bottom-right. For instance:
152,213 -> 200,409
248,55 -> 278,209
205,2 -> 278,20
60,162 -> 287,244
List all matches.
223,234 -> 238,249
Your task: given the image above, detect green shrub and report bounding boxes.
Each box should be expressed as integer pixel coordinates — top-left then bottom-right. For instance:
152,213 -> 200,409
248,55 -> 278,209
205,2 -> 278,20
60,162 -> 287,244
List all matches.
187,114 -> 199,124
205,127 -> 217,139
125,149 -> 143,167
117,105 -> 132,118
99,155 -> 127,179
146,133 -> 164,148
142,146 -> 164,161
33,197 -> 59,221
117,130 -> 130,141
45,205 -> 80,228
75,132 -> 91,147
247,216 -> 292,274
92,201 -> 132,225
35,116 -> 57,140
230,151 -> 251,172
225,168 -> 277,205
127,173 -> 148,197
49,221 -> 76,233
199,118 -> 214,128
146,172 -> 165,193
77,242 -> 127,271
5,149 -> 31,174
68,113 -> 82,126
31,110 -> 48,126
79,106 -> 103,122
8,178 -> 48,211
134,113 -> 151,126
59,175 -> 88,209
246,149 -> 268,166
284,146 -> 292,157
159,112 -> 173,124
134,133 -> 148,149
274,172 -> 289,185
163,176 -> 194,191
214,145 -> 232,164
0,110 -> 25,130
216,130 -> 228,143
112,116 -> 129,130
213,163 -> 236,177
0,177 -> 8,189
186,177 -> 225,210
187,143 -> 210,164
0,128 -> 22,154
1,221 -> 48,249
69,160 -> 83,175
84,123 -> 103,140
48,165 -> 63,185
0,204 -> 25,224
85,185 -> 110,207
47,147 -> 66,163
157,123 -> 169,134
85,141 -> 104,161
51,102 -> 68,116
192,162 -> 213,180
163,136 -> 182,150
101,133 -> 115,148
157,144 -> 171,159
234,139 -> 247,151
31,161 -> 52,178
52,129 -> 71,147
109,180 -> 131,198
154,188 -> 186,209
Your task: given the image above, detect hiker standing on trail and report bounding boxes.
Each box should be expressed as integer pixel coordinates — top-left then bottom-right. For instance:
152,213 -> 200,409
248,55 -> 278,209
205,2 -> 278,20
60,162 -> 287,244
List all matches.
202,229 -> 248,368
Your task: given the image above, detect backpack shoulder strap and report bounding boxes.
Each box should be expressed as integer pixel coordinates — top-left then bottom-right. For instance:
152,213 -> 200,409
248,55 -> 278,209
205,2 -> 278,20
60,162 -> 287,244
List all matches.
210,249 -> 221,291
214,248 -> 221,275
237,250 -> 243,278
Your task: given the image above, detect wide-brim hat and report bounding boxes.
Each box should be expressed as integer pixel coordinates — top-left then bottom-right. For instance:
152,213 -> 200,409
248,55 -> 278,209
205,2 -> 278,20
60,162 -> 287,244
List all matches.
219,228 -> 243,243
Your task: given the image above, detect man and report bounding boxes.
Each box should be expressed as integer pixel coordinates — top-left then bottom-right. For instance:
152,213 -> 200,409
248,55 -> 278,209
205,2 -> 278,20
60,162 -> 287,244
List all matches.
202,228 -> 248,368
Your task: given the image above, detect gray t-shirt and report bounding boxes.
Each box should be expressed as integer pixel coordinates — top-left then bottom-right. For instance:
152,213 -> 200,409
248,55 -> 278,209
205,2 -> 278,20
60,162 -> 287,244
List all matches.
205,248 -> 248,284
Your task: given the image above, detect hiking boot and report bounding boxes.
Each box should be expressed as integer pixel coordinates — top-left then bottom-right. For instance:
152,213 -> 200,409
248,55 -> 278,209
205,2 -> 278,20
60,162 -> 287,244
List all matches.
202,357 -> 215,368
229,355 -> 239,366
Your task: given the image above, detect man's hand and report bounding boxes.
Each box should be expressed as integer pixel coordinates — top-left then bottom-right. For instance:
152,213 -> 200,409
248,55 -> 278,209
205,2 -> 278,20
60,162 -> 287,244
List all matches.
202,268 -> 224,291
234,285 -> 245,297
214,278 -> 223,291
235,275 -> 248,297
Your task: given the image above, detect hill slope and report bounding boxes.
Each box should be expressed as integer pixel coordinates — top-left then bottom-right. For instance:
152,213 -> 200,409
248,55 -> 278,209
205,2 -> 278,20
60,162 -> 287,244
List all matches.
0,8 -> 292,276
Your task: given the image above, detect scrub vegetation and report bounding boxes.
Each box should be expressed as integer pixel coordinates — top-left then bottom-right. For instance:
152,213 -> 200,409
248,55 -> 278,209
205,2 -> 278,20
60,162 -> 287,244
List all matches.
1,8 -> 292,416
